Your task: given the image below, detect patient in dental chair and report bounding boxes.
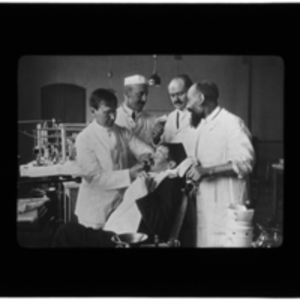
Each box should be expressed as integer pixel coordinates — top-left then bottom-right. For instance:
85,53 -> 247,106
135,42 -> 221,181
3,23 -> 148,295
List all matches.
52,143 -> 195,247
103,142 -> 196,247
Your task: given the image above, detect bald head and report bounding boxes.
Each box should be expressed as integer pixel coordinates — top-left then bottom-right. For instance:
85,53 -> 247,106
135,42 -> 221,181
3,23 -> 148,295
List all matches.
188,81 -> 219,104
168,74 -> 193,111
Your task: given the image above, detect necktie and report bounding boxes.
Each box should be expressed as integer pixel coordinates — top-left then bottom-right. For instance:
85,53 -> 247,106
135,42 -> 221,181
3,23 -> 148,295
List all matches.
176,111 -> 180,129
132,111 -> 136,121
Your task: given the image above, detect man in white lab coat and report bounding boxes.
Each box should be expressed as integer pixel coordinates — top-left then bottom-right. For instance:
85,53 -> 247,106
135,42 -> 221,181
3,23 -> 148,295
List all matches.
155,74 -> 197,157
74,88 -> 154,229
186,81 -> 255,247
115,75 -> 157,166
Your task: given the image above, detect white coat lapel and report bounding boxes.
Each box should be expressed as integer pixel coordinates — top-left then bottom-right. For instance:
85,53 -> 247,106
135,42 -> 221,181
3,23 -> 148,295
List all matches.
90,121 -> 118,170
113,125 -> 128,169
175,116 -> 191,134
181,110 -> 190,122
205,108 -> 223,133
172,111 -> 191,136
90,121 -> 111,153
193,120 -> 205,157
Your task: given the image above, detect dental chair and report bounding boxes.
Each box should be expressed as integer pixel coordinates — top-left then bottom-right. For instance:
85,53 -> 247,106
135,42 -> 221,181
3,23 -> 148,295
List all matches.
166,182 -> 197,247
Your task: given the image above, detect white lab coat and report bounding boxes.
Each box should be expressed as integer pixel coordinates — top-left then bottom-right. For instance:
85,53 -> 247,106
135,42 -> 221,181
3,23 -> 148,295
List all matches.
74,119 -> 154,229
115,104 -> 156,167
115,104 -> 157,145
161,109 -> 197,157
193,107 -> 255,247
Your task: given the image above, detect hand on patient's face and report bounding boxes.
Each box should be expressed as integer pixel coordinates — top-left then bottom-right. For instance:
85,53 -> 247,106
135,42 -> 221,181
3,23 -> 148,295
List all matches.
138,152 -> 153,163
152,122 -> 164,142
129,162 -> 145,181
138,152 -> 154,172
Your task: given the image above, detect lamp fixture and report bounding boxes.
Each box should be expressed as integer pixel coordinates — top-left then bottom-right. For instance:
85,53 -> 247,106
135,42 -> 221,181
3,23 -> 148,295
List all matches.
148,55 -> 161,87
107,56 -> 113,88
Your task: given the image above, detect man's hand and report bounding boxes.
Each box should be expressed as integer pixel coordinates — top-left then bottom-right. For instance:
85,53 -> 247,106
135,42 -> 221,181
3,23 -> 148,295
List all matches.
138,152 -> 154,171
129,162 -> 146,182
152,122 -> 165,145
186,164 -> 211,183
138,152 -> 153,163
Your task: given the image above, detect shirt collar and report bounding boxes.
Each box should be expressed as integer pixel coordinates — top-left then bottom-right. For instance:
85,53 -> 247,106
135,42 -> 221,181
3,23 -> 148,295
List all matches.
204,106 -> 221,123
92,118 -> 114,133
176,107 -> 189,116
148,168 -> 177,188
123,103 -> 141,118
122,103 -> 133,115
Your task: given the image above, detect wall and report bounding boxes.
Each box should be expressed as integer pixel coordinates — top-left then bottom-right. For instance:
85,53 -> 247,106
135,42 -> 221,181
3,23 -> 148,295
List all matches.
18,55 -> 284,164
251,56 -> 284,141
18,55 -> 251,120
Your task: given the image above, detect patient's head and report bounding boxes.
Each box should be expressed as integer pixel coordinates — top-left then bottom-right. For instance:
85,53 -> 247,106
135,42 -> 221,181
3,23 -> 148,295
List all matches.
150,143 -> 187,173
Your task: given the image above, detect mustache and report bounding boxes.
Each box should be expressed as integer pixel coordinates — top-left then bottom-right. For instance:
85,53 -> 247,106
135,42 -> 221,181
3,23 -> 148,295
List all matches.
174,100 -> 183,105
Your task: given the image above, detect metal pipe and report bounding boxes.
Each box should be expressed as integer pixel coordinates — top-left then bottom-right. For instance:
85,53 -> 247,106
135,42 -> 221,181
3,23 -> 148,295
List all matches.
18,119 -> 60,124
61,123 -> 87,127
37,124 -> 42,154
60,124 -> 66,162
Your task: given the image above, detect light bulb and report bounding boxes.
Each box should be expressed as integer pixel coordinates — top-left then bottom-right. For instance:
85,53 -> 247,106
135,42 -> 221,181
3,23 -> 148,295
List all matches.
107,70 -> 113,78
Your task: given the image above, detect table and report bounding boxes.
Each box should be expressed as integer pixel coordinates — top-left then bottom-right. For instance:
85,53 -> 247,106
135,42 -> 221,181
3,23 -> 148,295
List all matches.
271,163 -> 284,222
19,160 -> 82,178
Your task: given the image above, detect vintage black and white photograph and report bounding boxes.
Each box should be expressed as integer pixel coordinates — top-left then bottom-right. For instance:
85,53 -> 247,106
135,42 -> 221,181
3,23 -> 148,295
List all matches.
17,55 -> 284,249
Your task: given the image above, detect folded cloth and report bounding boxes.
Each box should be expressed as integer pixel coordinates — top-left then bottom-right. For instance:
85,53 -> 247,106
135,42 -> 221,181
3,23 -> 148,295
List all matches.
20,164 -> 59,177
17,209 -> 38,222
176,157 -> 195,177
19,161 -> 82,178
17,196 -> 49,213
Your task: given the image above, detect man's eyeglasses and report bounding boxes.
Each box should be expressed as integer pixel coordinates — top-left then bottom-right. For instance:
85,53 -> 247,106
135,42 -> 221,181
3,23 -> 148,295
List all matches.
169,91 -> 186,98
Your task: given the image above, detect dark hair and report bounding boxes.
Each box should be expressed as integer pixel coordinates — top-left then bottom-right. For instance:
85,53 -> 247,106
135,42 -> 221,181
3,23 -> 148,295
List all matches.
174,74 -> 193,91
195,80 -> 219,103
159,142 -> 187,166
89,88 -> 118,110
